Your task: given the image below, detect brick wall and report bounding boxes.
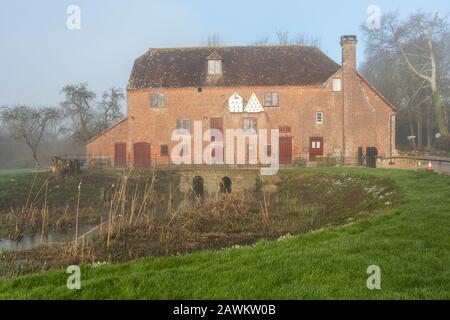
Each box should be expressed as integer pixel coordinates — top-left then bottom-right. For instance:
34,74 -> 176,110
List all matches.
86,119 -> 128,166
87,71 -> 395,166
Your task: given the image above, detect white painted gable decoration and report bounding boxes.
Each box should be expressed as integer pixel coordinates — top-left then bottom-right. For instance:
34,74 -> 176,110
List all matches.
244,93 -> 264,113
228,92 -> 244,113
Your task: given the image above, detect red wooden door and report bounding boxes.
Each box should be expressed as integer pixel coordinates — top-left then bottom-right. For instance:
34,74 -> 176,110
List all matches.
279,137 -> 293,165
245,143 -> 257,164
309,137 -> 324,161
210,118 -> 223,161
133,143 -> 151,168
114,143 -> 127,168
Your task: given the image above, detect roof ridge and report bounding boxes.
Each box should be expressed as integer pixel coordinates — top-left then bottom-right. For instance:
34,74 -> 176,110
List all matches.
147,44 -> 317,51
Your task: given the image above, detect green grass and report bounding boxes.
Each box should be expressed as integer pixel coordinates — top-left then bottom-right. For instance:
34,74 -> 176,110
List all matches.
1,167 -> 450,299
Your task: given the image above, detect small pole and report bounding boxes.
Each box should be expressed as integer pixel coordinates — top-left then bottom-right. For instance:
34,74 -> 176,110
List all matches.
75,182 -> 82,247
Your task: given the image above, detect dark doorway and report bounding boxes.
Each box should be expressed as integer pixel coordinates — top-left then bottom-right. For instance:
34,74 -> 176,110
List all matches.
220,176 -> 232,193
366,147 -> 378,168
114,143 -> 127,168
193,176 -> 204,198
279,137 -> 293,164
133,142 -> 151,168
309,137 -> 324,161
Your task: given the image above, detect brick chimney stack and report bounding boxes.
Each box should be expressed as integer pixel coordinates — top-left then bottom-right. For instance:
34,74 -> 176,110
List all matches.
340,35 -> 358,162
340,35 -> 357,70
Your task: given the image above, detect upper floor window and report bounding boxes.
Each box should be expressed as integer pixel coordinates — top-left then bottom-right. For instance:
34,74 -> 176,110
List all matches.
332,79 -> 342,92
207,51 -> 223,75
279,126 -> 291,134
264,92 -> 279,107
176,118 -> 191,134
315,112 -> 324,125
150,93 -> 165,108
208,60 -> 222,75
243,118 -> 257,134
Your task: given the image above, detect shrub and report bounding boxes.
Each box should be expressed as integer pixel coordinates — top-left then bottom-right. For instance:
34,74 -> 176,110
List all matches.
293,157 -> 307,167
435,136 -> 450,152
316,156 -> 338,167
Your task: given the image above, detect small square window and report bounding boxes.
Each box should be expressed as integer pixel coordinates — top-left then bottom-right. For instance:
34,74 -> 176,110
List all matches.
316,112 -> 324,124
279,126 -> 291,134
264,92 -> 279,107
160,145 -> 169,156
332,79 -> 342,92
150,93 -> 165,108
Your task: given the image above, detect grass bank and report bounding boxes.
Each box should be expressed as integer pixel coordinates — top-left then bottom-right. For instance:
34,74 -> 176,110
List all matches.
1,167 -> 450,299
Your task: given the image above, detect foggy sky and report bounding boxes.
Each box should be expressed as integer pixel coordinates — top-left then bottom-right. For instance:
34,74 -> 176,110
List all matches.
1,0 -> 449,110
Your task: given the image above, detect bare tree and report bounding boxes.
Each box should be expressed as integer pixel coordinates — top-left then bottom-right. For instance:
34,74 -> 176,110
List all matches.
292,33 -> 322,48
276,30 -> 289,45
60,83 -> 97,145
97,87 -> 125,131
205,33 -> 223,46
363,11 -> 450,137
361,41 -> 433,149
253,36 -> 270,46
1,106 -> 61,166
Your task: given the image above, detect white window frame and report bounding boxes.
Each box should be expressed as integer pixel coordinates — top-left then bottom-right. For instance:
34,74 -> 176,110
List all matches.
332,78 -> 342,92
264,92 -> 279,107
315,112 -> 324,125
243,118 -> 257,135
208,60 -> 222,75
176,118 -> 191,135
150,93 -> 165,108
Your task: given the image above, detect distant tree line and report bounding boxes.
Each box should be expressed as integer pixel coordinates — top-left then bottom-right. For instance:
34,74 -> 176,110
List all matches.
0,84 -> 124,168
203,31 -> 322,48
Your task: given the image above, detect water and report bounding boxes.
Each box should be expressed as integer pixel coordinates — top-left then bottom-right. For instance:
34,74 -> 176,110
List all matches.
0,191 -> 213,252
0,224 -> 97,252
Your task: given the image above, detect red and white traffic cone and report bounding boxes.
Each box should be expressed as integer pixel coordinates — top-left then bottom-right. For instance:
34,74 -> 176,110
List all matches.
427,161 -> 433,172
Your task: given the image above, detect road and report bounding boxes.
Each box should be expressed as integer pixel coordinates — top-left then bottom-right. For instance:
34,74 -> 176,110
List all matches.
432,160 -> 450,175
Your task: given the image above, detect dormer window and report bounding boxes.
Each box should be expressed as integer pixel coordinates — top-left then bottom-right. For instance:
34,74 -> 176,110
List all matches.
207,51 -> 223,75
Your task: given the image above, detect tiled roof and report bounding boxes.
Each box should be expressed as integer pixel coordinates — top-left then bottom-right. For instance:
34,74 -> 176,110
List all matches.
128,45 -> 341,89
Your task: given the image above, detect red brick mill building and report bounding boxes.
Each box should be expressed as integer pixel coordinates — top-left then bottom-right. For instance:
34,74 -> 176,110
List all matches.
87,35 -> 396,168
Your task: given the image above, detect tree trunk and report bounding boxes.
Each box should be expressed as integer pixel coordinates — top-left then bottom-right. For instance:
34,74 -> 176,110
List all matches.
432,91 -> 449,136
417,111 -> 423,149
32,149 -> 40,168
426,103 -> 432,150
408,111 -> 417,150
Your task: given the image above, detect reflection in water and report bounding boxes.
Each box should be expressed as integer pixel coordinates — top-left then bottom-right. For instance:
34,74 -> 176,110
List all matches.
0,224 -> 96,252
0,190 -> 209,253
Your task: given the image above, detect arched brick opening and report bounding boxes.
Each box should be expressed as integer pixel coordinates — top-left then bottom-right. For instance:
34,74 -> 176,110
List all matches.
193,176 -> 204,198
220,176 -> 232,193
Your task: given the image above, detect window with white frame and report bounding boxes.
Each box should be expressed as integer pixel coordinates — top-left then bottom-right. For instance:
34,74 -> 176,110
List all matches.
332,79 -> 342,92
264,92 -> 279,107
208,60 -> 222,75
243,118 -> 257,134
176,118 -> 191,134
315,112 -> 324,124
150,93 -> 165,108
